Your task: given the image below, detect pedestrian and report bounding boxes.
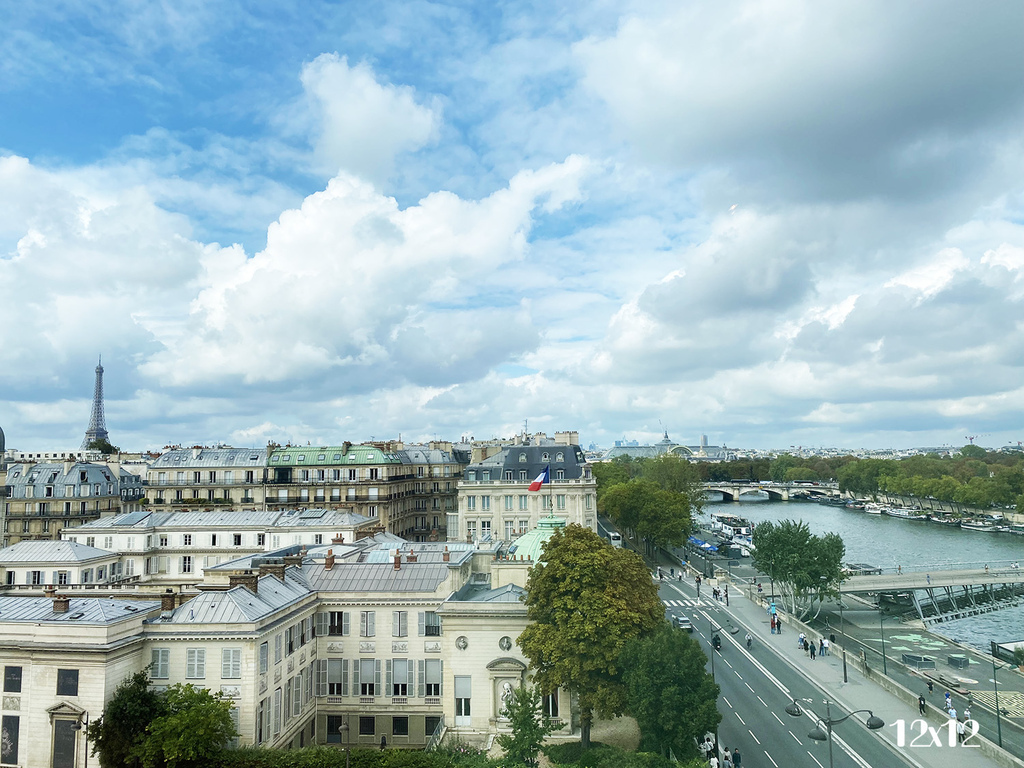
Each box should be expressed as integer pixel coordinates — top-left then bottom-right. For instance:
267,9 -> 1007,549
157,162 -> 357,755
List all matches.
380,735 -> 388,750
670,567 -> 675,577
898,565 -> 902,575
957,718 -> 966,743
810,642 -> 816,660
757,582 -> 763,594
927,680 -> 934,695
919,694 -> 927,715
949,707 -> 957,721
823,637 -> 830,655
723,746 -> 733,768
985,564 -> 990,574
771,615 -> 776,634
964,705 -> 971,721
926,574 -> 931,584
725,585 -> 730,606
798,632 -> 806,649
819,638 -> 825,656
746,632 -> 752,649
732,747 -> 742,768
709,755 -> 719,768
945,691 -> 951,710
777,617 -> 782,634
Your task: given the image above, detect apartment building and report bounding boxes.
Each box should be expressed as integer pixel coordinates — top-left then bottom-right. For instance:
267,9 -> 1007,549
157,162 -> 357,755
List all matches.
147,447 -> 269,508
1,461 -> 145,546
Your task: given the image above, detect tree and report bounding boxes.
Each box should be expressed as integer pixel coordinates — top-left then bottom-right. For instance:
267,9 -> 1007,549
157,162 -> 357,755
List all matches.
133,684 -> 236,768
620,626 -> 721,759
601,479 -> 694,549
751,520 -> 845,620
495,684 -> 559,766
518,524 -> 664,749
88,670 -> 167,768
86,438 -> 120,455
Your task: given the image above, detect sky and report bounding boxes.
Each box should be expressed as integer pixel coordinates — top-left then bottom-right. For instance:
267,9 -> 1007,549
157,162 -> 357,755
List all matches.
1,1 -> 1023,453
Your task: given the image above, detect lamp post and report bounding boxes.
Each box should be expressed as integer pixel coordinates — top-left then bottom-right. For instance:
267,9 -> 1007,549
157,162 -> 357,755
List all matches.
992,660 -> 1003,748
823,575 -> 849,684
879,607 -> 888,675
72,712 -> 89,768
785,698 -> 884,768
338,718 -> 350,768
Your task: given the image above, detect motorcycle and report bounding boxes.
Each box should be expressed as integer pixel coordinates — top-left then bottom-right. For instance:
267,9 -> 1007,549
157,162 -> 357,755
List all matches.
713,635 -> 722,651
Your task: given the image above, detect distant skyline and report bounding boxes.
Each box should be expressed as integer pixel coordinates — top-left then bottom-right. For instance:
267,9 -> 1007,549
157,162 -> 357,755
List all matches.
2,2 -> 1023,452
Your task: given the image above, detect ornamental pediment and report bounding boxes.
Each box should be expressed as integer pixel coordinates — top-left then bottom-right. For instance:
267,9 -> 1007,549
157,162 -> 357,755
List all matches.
486,657 -> 527,672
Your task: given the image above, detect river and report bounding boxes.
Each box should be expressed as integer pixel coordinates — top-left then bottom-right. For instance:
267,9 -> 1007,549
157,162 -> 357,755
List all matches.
704,496 -> 1024,652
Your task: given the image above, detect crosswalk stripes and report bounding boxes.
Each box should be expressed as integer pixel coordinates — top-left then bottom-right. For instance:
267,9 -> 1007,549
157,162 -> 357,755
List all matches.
664,598 -> 704,608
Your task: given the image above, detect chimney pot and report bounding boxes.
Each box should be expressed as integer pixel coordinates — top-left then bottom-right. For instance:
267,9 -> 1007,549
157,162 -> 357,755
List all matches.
442,546 -> 450,562
325,549 -> 336,571
407,548 -> 417,563
394,552 -> 401,571
52,593 -> 70,613
161,589 -> 176,612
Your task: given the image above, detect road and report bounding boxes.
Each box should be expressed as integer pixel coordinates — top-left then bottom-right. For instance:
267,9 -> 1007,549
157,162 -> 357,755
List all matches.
659,577 -> 915,768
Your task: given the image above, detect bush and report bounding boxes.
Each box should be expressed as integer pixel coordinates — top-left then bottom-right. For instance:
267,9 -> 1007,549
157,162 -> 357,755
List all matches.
543,743 -> 679,768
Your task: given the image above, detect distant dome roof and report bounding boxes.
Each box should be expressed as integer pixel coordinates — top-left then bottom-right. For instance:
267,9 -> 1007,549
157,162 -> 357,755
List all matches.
0,424 -> 5,455
508,515 -> 567,563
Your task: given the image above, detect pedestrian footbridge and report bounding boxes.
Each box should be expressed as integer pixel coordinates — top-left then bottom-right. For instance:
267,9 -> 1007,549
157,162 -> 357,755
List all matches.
841,566 -> 1024,625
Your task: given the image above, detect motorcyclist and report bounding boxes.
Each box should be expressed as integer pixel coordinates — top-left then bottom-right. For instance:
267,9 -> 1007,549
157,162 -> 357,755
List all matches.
745,633 -> 752,649
713,634 -> 722,651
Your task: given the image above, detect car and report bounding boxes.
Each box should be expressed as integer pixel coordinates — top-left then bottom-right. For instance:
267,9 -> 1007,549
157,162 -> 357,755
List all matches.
673,614 -> 693,632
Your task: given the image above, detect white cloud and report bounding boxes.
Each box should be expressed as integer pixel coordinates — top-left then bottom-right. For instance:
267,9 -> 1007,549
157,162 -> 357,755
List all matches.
295,54 -> 441,183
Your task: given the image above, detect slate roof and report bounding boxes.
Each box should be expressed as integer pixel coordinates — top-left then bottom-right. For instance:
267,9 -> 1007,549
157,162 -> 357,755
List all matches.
0,595 -> 161,625
465,444 -> 588,479
451,583 -> 525,602
150,447 -> 267,469
0,540 -> 118,564
70,508 -> 372,530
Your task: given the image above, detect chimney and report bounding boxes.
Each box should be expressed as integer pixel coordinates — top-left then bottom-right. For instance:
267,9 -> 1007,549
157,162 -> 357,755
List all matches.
332,533 -> 345,545
259,561 -> 287,582
52,592 -> 70,614
283,552 -> 303,569
393,551 -> 402,571
161,589 -> 176,612
229,570 -> 259,594
406,549 -> 417,563
63,460 -> 73,475
442,546 -> 450,562
192,447 -> 201,460
325,549 -> 335,570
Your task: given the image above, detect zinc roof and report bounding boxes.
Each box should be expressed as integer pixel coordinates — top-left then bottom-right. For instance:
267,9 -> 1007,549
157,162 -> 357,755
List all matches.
162,570 -> 312,624
150,447 -> 267,469
0,595 -> 161,625
0,540 -> 118,564
308,561 -> 451,593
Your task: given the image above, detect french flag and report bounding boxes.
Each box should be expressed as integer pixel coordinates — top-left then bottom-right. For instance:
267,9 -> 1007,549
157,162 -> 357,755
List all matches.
528,465 -> 550,492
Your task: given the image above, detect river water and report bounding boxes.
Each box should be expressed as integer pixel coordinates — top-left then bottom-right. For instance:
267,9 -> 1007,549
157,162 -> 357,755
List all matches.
704,496 -> 1024,651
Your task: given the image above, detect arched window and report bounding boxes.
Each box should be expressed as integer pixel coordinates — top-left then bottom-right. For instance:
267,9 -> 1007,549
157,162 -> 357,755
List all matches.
519,453 -> 528,462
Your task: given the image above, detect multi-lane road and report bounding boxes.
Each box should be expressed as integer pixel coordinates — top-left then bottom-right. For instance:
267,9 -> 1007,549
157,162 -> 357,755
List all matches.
659,577 -> 915,768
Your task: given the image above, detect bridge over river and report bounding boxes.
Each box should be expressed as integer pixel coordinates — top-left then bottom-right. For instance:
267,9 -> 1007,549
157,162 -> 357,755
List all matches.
703,480 -> 840,501
840,565 -> 1024,625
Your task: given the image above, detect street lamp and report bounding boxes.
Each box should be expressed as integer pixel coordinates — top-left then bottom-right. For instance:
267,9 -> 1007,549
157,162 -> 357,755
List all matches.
72,712 -> 89,768
785,698 -> 884,768
338,718 -> 350,768
879,607 -> 888,675
822,575 -> 849,684
991,660 -> 1004,748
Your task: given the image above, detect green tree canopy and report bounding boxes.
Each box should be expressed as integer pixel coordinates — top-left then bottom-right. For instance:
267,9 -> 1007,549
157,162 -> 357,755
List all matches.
620,626 -> 721,759
601,479 -> 694,548
518,524 -> 664,749
86,438 -> 120,455
751,520 -> 845,620
87,670 -> 167,768
133,684 -> 236,768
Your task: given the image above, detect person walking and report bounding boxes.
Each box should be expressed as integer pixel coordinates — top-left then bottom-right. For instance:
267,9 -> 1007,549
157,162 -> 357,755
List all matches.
709,755 -> 719,768
945,691 -> 952,711
777,617 -> 782,634
810,641 -> 816,660
723,746 -> 733,768
819,638 -> 825,656
964,705 -> 971,721
919,694 -> 927,715
732,747 -> 742,768
725,585 -> 730,606
927,680 -> 934,695
957,718 -> 966,743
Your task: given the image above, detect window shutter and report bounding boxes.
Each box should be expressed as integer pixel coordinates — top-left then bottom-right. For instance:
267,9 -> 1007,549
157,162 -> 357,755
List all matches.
315,612 -> 327,637
352,659 -> 360,691
368,612 -> 375,637
393,611 -> 400,637
342,611 -> 350,636
408,661 -> 415,690
222,649 -> 240,679
418,611 -> 425,636
439,660 -> 444,696
385,660 -> 392,697
316,660 -> 327,696
284,680 -> 291,722
342,659 -> 349,697
418,660 -> 425,697
374,659 -> 382,695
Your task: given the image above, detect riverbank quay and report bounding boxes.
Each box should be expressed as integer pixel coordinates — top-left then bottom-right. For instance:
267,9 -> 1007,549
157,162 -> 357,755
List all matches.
702,565 -> 1024,768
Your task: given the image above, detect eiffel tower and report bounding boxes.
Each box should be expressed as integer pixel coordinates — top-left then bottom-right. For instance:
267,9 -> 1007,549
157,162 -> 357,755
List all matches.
82,356 -> 110,449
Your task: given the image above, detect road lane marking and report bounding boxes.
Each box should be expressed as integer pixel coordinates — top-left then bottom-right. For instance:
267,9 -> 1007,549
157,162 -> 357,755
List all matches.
745,682 -> 755,693
735,712 -> 746,725
764,750 -> 778,767
757,695 -> 768,707
789,731 -> 802,745
723,658 -> 733,668
723,696 -> 732,708
772,712 -> 785,726
808,751 -> 825,768
749,730 -> 760,744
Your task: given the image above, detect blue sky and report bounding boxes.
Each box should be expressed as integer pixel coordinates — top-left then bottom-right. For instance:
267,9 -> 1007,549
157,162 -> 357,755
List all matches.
2,1 -> 1023,452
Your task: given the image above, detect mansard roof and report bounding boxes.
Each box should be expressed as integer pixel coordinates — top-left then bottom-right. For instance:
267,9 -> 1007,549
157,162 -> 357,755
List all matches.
466,443 -> 588,479
0,539 -> 117,564
0,595 -> 161,625
268,445 -> 403,466
150,447 -> 267,469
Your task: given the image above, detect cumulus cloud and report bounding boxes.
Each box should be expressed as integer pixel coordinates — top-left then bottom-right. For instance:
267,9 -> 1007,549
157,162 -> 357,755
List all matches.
294,54 -> 441,183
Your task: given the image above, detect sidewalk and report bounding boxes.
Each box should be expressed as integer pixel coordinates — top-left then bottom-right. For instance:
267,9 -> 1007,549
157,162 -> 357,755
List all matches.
709,571 -> 1024,768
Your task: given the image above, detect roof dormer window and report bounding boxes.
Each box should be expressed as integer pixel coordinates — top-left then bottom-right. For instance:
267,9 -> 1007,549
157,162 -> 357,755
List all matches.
519,453 -> 527,462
